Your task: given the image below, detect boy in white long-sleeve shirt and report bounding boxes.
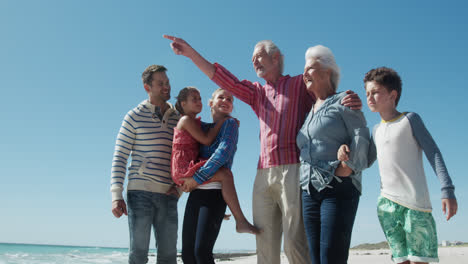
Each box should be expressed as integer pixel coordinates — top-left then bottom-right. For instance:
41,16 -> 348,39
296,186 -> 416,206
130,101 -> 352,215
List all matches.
361,67 -> 458,264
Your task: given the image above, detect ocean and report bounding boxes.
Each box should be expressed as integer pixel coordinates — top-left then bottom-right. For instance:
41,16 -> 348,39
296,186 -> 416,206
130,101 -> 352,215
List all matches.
0,243 -> 177,264
0,243 -> 253,264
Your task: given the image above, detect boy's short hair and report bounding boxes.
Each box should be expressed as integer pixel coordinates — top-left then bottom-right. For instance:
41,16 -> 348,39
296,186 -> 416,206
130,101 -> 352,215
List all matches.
142,65 -> 167,86
364,67 -> 402,106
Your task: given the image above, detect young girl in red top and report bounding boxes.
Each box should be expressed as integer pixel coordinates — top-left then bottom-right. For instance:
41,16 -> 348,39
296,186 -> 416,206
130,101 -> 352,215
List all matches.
172,86 -> 259,234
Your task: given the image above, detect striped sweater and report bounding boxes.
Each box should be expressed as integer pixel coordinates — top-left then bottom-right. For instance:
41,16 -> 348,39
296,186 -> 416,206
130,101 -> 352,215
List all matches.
111,100 -> 179,201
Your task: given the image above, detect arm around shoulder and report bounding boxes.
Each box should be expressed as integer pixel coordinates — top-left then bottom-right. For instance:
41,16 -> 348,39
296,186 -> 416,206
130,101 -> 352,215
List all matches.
341,90 -> 363,110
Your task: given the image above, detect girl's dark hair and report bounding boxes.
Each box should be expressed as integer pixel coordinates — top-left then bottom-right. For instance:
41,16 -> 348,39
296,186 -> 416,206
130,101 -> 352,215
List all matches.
175,87 -> 199,115
364,67 -> 402,106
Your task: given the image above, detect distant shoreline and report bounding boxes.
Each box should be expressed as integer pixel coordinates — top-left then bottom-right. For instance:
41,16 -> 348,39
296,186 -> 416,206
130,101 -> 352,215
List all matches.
351,241 -> 468,251
0,242 -> 128,250
0,242 -> 256,255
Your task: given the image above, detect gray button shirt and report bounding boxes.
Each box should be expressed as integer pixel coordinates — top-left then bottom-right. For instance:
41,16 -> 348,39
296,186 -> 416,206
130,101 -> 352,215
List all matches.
296,92 -> 371,194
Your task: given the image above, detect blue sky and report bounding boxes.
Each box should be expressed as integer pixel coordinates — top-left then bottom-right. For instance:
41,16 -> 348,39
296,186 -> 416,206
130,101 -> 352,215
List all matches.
1,0 -> 467,251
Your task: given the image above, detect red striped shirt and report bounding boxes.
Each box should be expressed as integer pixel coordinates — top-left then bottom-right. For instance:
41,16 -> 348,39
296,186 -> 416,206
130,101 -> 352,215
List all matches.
211,63 -> 314,169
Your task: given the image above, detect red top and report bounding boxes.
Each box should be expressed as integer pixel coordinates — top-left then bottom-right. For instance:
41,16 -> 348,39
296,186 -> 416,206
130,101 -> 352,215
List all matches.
171,118 -> 207,185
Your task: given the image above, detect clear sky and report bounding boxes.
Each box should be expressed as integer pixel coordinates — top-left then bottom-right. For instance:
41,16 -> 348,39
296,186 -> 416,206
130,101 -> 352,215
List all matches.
1,0 -> 467,251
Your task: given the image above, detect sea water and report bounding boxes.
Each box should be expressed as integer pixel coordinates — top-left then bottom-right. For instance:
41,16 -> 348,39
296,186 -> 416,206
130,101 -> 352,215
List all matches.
0,243 -> 183,264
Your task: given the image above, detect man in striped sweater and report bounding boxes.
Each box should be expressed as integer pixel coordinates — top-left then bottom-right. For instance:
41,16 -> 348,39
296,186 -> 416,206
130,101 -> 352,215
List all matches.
164,35 -> 361,264
110,65 -> 180,264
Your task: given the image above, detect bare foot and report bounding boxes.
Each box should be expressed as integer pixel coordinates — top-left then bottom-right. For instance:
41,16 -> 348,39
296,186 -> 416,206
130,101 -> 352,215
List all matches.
236,220 -> 261,235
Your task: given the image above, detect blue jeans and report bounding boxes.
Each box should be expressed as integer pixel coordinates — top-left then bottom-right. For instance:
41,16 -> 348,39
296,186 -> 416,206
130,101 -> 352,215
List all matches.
182,189 -> 226,264
127,190 -> 178,264
302,177 -> 360,264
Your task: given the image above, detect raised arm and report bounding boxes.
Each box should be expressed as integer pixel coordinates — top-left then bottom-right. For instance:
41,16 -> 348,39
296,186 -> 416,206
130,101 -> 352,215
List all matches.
164,35 -> 258,107
163,35 -> 215,79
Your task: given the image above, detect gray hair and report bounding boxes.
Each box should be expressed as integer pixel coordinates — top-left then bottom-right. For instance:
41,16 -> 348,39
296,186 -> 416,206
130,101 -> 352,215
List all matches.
255,40 -> 284,74
305,45 -> 340,92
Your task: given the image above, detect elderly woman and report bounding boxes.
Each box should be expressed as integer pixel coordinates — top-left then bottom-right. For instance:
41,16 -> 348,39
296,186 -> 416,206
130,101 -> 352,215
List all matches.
296,45 -> 371,264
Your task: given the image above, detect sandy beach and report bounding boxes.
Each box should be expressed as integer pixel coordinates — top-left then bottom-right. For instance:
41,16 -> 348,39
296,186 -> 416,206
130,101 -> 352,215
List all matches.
221,246 -> 468,264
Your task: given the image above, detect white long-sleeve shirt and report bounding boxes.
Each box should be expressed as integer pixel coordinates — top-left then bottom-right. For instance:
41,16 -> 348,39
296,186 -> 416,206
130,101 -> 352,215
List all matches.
373,112 -> 455,212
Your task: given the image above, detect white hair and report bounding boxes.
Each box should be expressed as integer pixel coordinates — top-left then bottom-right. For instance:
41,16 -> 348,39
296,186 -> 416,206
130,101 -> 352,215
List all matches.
255,40 -> 284,74
305,45 -> 340,91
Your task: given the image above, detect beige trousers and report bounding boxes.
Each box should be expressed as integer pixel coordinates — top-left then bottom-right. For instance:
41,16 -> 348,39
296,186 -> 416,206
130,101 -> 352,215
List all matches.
252,164 -> 311,264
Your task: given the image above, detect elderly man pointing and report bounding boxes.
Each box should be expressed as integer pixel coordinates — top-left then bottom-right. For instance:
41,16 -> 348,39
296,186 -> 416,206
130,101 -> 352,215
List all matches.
164,35 -> 361,264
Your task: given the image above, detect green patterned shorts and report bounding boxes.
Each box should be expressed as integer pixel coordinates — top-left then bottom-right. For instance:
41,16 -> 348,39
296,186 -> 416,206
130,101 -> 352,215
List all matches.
377,196 -> 439,263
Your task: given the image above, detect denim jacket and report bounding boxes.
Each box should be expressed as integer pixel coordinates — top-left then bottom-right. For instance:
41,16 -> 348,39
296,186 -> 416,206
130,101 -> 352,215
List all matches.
192,118 -> 238,184
296,92 -> 371,194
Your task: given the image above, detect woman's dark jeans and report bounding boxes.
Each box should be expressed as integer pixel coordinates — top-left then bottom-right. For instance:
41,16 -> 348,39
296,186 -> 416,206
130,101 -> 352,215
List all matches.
302,177 -> 360,264
182,189 -> 227,264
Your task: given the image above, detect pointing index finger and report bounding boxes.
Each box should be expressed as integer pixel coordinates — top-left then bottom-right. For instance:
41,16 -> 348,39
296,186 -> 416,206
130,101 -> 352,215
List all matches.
163,34 -> 176,41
